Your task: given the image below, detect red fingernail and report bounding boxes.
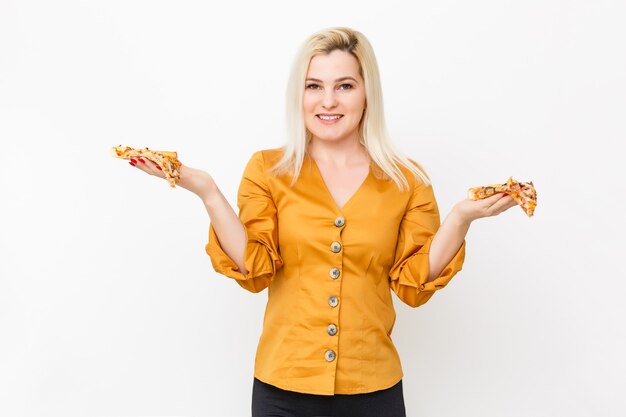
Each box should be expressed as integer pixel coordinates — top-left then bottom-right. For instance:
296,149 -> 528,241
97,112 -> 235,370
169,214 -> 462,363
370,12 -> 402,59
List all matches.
129,161 -> 136,166
156,165 -> 162,170
138,158 -> 145,163
130,158 -> 137,164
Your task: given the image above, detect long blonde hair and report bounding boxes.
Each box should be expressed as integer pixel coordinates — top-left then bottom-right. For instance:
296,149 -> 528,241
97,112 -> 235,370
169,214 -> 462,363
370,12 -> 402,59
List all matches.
270,26 -> 431,191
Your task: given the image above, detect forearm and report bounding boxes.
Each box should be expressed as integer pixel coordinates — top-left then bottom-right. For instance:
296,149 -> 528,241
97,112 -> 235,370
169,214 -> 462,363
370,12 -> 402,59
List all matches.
427,208 -> 470,282
203,190 -> 248,275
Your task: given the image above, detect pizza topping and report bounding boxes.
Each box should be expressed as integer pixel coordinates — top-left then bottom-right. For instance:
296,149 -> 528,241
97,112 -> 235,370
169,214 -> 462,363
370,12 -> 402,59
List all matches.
468,177 -> 537,217
111,145 -> 182,187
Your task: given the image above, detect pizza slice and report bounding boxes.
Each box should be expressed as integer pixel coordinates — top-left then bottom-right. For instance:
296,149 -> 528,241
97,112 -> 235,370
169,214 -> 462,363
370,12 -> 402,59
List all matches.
468,177 -> 537,217
111,145 -> 182,187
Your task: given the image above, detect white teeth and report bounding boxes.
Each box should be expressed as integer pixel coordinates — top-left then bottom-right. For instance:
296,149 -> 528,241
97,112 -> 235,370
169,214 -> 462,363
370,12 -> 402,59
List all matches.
318,115 -> 342,120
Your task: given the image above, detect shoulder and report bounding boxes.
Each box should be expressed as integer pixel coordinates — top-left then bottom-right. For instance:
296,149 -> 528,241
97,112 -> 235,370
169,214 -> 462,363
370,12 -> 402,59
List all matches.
394,157 -> 432,193
405,157 -> 428,175
243,147 -> 286,181
248,147 -> 285,166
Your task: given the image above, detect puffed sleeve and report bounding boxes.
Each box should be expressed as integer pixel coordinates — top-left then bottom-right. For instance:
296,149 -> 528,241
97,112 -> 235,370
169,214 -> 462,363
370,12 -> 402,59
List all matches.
388,180 -> 466,308
205,151 -> 283,293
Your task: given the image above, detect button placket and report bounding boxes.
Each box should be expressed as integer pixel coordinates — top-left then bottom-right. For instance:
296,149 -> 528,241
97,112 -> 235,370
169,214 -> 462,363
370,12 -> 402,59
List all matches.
325,215 -> 344,365
330,215 -> 344,279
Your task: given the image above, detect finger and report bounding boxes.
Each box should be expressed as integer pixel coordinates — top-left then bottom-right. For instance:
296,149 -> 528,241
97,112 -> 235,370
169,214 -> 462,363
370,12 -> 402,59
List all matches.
477,192 -> 508,209
139,157 -> 155,169
487,194 -> 515,215
499,197 -> 521,214
130,157 -> 148,172
145,159 -> 165,177
134,157 -> 165,178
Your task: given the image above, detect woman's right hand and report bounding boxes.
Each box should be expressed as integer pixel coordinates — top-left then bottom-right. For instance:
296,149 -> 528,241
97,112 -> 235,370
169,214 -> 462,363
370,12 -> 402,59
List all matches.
129,157 -> 218,201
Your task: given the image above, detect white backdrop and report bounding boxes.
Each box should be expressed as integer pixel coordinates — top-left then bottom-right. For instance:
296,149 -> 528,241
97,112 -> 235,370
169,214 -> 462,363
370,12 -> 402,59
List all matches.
1,1 -> 625,416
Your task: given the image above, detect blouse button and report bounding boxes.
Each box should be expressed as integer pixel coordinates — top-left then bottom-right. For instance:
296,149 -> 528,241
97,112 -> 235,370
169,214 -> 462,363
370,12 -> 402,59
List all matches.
327,324 -> 337,336
325,349 -> 336,362
334,216 -> 345,227
329,267 -> 340,280
330,241 -> 342,253
328,295 -> 339,308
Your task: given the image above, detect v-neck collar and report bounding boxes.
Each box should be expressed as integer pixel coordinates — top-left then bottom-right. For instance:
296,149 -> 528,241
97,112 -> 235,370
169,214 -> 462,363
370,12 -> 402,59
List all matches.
307,153 -> 373,213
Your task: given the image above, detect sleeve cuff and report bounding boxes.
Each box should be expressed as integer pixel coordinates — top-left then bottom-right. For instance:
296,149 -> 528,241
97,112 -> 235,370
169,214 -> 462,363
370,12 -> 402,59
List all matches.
389,236 -> 466,307
205,223 -> 281,293
418,237 -> 466,292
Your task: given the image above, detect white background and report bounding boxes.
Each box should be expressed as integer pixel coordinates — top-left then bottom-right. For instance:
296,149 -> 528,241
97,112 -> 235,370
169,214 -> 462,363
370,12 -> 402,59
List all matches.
1,1 -> 624,416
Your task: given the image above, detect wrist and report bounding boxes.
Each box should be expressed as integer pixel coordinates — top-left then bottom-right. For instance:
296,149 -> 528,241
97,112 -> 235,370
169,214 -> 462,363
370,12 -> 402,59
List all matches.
450,204 -> 473,227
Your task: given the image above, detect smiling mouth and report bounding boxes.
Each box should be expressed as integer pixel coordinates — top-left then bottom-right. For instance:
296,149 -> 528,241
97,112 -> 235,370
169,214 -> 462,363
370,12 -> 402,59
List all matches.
317,114 -> 343,121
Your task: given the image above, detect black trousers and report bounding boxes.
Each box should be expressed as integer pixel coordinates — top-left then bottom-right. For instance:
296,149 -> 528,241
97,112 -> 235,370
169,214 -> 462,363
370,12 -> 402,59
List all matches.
251,378 -> 407,417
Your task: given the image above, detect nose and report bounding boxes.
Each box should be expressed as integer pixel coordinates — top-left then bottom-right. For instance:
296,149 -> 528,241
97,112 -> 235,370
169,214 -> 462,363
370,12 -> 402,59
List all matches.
321,89 -> 338,109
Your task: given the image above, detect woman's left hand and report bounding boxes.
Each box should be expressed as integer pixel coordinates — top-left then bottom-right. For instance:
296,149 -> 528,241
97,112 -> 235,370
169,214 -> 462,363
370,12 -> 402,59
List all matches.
452,193 -> 519,223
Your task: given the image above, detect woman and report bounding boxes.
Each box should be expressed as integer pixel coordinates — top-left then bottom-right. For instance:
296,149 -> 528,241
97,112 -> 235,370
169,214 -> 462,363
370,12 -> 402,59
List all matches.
128,27 -> 517,417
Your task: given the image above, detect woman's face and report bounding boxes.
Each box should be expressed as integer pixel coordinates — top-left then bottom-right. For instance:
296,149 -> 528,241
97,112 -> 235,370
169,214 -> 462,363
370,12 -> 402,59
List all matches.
303,49 -> 366,145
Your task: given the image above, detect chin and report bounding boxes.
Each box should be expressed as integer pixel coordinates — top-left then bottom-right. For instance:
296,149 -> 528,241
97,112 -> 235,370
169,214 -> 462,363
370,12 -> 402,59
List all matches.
308,129 -> 345,141
312,134 -> 345,143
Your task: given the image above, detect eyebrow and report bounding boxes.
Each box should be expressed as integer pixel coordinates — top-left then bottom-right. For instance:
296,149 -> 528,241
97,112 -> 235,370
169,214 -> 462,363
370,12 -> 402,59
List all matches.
305,77 -> 359,84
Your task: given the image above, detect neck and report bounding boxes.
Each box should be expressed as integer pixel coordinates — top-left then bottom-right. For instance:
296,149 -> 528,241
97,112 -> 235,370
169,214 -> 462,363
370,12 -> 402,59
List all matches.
307,136 -> 369,167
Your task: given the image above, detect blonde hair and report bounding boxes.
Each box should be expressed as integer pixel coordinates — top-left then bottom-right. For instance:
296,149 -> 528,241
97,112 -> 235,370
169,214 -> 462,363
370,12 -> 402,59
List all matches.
270,26 -> 431,191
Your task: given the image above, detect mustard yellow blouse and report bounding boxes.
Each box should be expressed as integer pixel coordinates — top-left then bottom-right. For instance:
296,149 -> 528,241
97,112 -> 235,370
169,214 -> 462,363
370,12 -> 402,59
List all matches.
205,148 -> 466,395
